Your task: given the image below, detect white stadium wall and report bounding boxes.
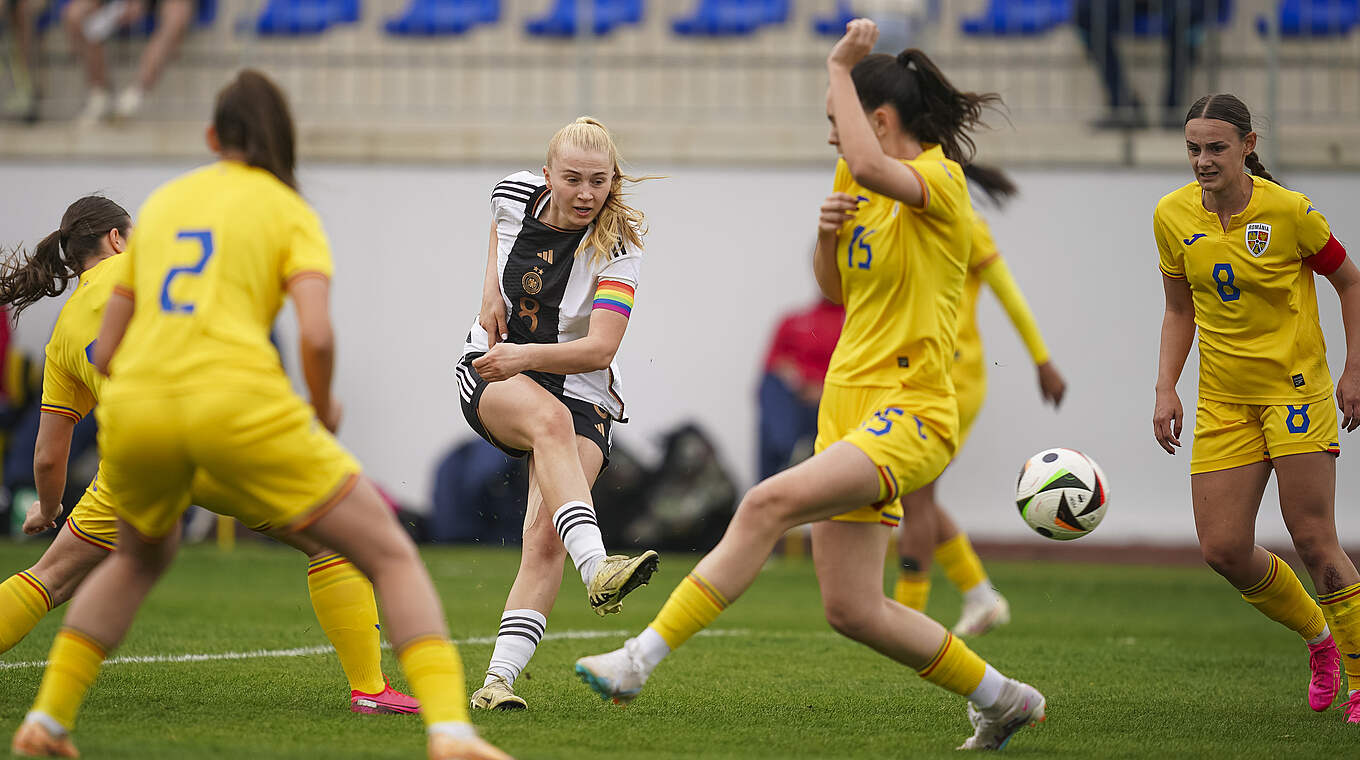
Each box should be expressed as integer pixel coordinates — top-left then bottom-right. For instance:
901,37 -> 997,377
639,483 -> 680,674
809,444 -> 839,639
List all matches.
1,160 -> 1356,545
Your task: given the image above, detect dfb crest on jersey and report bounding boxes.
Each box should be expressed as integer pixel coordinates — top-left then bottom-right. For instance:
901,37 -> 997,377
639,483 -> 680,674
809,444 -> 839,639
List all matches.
1245,223 -> 1271,257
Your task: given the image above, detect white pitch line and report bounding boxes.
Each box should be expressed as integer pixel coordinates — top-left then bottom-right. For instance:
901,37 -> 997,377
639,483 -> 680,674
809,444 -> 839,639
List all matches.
0,628 -> 770,672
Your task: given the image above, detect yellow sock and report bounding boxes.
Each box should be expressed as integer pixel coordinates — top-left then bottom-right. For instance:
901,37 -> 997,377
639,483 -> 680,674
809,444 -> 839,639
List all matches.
916,631 -> 987,697
1319,582 -> 1360,689
307,554 -> 385,694
0,572 -> 52,654
31,628 -> 106,730
397,635 -> 469,727
647,572 -> 728,650
893,569 -> 931,612
1239,552 -> 1326,641
935,533 -> 988,594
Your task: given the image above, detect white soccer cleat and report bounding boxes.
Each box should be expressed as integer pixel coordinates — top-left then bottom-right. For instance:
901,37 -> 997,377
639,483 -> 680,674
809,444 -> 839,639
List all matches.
952,591 -> 1011,638
574,639 -> 649,705
957,678 -> 1046,750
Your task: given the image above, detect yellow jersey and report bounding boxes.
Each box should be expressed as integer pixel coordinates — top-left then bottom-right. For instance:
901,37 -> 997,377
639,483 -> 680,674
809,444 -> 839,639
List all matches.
108,161 -> 333,397
953,210 -> 1050,381
1154,175 -> 1335,405
826,145 -> 971,409
39,255 -> 128,422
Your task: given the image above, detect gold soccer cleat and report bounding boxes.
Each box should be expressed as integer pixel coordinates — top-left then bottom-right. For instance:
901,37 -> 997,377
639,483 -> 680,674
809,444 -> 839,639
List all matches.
470,674 -> 527,711
587,552 -> 660,616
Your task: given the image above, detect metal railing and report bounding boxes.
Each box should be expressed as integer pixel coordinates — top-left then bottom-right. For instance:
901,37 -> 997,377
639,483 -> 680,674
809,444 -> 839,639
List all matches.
0,1 -> 1355,167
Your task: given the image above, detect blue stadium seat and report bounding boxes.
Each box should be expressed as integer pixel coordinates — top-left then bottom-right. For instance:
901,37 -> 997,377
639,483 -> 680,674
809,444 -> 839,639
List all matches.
385,0 -> 497,36
525,0 -> 644,37
1257,0 -> 1359,36
960,0 -> 1071,37
253,0 -> 357,36
812,0 -> 853,36
672,0 -> 789,37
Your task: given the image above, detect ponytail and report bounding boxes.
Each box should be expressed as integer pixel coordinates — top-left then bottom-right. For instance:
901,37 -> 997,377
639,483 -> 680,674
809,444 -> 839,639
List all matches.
0,196 -> 130,321
213,69 -> 298,190
851,50 -> 1003,165
1244,151 -> 1276,184
546,117 -> 653,262
962,162 -> 1018,208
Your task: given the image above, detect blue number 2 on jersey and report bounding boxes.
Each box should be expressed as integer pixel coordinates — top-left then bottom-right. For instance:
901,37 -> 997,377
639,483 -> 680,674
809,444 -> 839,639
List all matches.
847,226 -> 873,270
161,230 -> 215,314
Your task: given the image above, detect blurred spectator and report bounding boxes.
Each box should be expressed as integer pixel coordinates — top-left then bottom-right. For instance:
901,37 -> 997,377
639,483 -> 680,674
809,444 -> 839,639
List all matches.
3,0 -> 42,122
863,0 -> 938,54
1075,0 -> 1210,130
756,297 -> 844,481
63,0 -> 194,125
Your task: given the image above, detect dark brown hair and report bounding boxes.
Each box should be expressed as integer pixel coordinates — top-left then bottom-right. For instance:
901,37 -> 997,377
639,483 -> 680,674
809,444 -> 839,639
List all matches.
1184,94 -> 1274,183
850,49 -> 1003,165
963,162 -> 1018,208
213,69 -> 297,190
0,196 -> 130,320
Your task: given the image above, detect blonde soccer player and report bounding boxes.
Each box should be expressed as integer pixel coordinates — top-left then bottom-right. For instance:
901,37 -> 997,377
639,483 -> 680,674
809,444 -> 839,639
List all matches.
1153,93 -> 1360,721
461,117 -> 659,711
893,163 -> 1067,636
575,20 -> 1046,751
0,195 -> 417,716
9,71 -> 509,760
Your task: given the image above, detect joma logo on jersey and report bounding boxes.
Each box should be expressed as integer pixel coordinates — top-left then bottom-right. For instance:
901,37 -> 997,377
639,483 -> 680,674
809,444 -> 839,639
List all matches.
1245,223 -> 1271,257
536,250 -> 554,264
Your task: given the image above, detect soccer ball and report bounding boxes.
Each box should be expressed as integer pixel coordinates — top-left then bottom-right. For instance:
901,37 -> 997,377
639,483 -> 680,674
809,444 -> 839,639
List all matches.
1015,448 -> 1109,540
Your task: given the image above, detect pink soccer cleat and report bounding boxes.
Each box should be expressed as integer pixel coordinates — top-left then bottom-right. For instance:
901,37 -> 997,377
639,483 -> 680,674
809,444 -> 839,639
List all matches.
351,678 -> 421,715
1307,635 -> 1342,711
1343,690 -> 1360,724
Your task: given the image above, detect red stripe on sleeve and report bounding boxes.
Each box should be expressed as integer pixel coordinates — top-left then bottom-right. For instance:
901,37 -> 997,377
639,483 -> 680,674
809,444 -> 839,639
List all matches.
1306,234 -> 1347,276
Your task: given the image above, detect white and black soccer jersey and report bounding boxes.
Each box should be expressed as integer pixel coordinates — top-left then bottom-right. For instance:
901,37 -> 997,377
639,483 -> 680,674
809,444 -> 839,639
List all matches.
461,171 -> 642,421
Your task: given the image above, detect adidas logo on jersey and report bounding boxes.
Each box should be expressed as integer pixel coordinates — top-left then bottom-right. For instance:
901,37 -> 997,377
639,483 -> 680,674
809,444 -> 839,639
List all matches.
537,250 -> 554,264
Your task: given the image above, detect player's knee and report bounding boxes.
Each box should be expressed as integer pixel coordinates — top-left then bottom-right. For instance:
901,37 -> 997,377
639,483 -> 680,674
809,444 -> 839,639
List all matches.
822,593 -> 876,642
1290,530 -> 1337,572
1199,540 -> 1251,580
532,402 -> 576,445
733,481 -> 794,535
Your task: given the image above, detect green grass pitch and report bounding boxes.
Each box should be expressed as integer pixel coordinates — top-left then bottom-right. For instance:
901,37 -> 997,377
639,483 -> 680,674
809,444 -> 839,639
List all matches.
0,541 -> 1352,759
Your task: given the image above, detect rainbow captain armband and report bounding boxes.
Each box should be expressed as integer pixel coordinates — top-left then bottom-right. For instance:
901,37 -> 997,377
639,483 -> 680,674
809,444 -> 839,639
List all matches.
1306,235 -> 1347,276
593,279 -> 635,318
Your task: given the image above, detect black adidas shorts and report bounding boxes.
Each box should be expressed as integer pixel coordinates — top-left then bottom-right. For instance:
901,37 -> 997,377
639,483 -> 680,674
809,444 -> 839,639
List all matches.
456,353 -> 612,468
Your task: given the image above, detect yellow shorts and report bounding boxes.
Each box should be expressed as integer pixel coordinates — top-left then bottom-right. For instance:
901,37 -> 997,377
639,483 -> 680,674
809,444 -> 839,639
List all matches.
1191,397 -> 1341,475
96,387 -> 361,540
952,365 -> 986,450
814,383 -> 956,526
63,465 -> 294,549
65,466 -> 118,551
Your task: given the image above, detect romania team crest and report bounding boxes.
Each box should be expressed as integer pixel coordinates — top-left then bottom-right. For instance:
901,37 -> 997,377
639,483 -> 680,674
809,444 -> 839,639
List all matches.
1245,223 -> 1271,257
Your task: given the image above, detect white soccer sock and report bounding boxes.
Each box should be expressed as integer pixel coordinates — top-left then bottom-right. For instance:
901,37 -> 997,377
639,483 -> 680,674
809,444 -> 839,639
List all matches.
428,721 -> 478,740
967,665 -> 1006,709
1307,625 -> 1332,647
485,608 -> 547,686
630,626 -> 671,673
962,581 -> 998,608
552,500 -> 606,585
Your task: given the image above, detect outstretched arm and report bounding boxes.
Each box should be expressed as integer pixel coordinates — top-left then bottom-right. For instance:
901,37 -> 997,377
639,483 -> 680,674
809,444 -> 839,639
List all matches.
978,256 -> 1064,406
